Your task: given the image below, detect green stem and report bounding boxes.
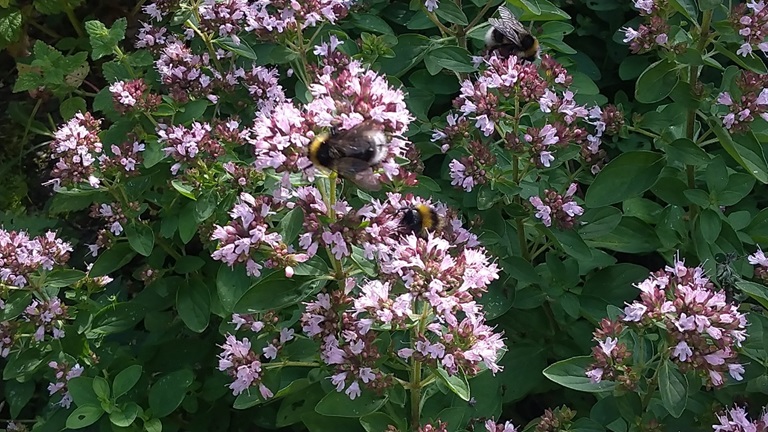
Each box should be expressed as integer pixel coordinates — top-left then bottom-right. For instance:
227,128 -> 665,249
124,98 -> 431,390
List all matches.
423,8 -> 452,36
27,19 -> 62,39
64,5 -> 84,38
410,303 -> 430,430
684,9 -> 713,219
467,0 -> 495,30
16,98 -> 43,170
263,361 -> 321,369
627,126 -> 660,140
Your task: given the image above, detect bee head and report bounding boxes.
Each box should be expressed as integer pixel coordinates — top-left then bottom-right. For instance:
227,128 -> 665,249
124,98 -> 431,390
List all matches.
399,204 -> 440,235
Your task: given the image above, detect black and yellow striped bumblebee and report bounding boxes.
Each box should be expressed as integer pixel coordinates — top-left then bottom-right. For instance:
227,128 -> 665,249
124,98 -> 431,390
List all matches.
399,204 -> 442,236
308,120 -> 389,191
484,5 -> 540,62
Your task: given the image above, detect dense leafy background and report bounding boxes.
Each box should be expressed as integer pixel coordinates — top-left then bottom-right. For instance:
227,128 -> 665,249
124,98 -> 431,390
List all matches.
2,0 -> 768,431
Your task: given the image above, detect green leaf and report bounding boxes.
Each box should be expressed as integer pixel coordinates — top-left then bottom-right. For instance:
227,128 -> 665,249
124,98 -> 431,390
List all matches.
110,402 -> 139,427
699,0 -> 721,9
714,42 -> 767,74
93,376 -> 110,400
113,365 -> 142,399
424,46 -> 475,75
144,418 -> 162,432
543,356 -> 616,393
60,97 -> 87,119
235,274 -> 322,313
217,264 -> 253,313
434,0 -> 468,25
67,405 -> 105,429
85,19 -> 126,60
67,377 -> 100,407
213,37 -> 259,60
178,203 -> 198,244
658,360 -> 687,417
0,291 -> 31,320
177,278 -> 211,332
3,348 -> 43,380
5,380 -> 34,418
125,222 -> 155,256
434,367 -> 470,401
90,303 -> 145,335
586,217 -> 661,253
379,34 -> 431,77
314,390 -> 388,418
668,0 -> 697,21
0,8 -> 23,47
708,119 -> 768,184
737,281 -> 768,310
90,243 -> 137,277
635,60 -> 680,103
278,207 -> 305,246
698,209 -> 722,243
45,269 -> 86,288
578,207 -> 622,239
360,413 -> 398,432
349,14 -> 394,35
665,138 -> 710,166
171,179 -> 197,200
148,369 -> 194,418
174,256 -> 205,274
175,99 -> 209,124
585,151 -> 665,207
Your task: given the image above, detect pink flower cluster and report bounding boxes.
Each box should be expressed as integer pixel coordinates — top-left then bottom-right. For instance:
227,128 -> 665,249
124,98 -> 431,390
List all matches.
47,112 -> 152,189
98,140 -> 146,176
587,255 -> 749,387
621,0 -> 670,53
217,312 -> 296,396
485,419 -> 518,432
217,334 -> 273,398
529,183 -> 584,229
47,361 -> 84,409
45,112 -> 103,189
24,297 -> 68,341
0,321 -> 15,357
109,79 -> 161,114
749,247 -> 768,283
245,48 -> 414,187
159,122 -> 225,175
304,58 -> 413,181
436,54 -> 605,191
295,195 -> 503,399
244,0 -> 352,37
713,405 -> 768,432
717,71 -> 768,133
198,0 -> 248,43
0,229 -> 72,288
731,1 -> 768,57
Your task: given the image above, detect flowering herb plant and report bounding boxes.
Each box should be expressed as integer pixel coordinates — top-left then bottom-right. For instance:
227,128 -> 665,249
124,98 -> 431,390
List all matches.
3,0 -> 768,431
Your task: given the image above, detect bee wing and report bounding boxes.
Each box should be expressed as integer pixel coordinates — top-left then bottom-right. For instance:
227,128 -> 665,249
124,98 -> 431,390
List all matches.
334,160 -> 382,191
334,157 -> 373,174
328,121 -> 388,162
489,6 -> 527,46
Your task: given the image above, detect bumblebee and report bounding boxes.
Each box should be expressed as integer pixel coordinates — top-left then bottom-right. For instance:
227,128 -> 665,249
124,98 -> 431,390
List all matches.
400,204 -> 442,236
485,5 -> 539,62
308,120 -> 389,191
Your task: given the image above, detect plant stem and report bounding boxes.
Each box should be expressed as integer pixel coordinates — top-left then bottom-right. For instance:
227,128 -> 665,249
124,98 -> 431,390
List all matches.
684,9 -> 713,220
423,8 -> 452,36
410,303 -> 430,430
27,19 -> 62,39
467,0 -> 494,30
64,5 -> 84,38
627,126 -> 660,140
